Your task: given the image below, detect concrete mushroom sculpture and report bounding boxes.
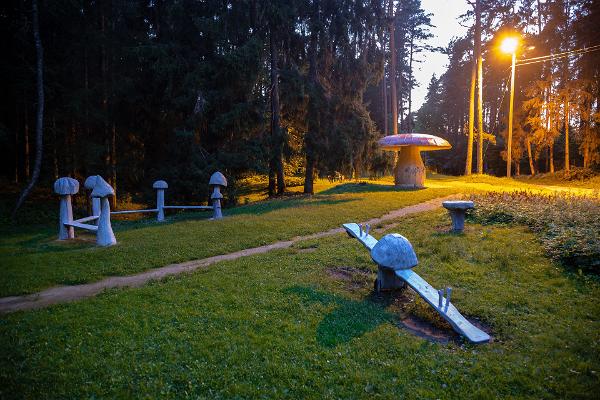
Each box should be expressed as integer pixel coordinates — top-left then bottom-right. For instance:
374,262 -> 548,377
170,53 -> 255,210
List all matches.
91,176 -> 117,246
84,175 -> 101,217
378,133 -> 451,188
153,180 -> 168,222
370,233 -> 418,291
209,172 -> 227,219
442,200 -> 475,233
54,177 -> 79,240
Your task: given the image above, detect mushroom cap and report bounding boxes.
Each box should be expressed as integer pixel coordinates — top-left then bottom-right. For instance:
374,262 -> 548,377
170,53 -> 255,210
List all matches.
209,171 -> 227,187
378,133 -> 451,152
370,233 -> 418,270
84,175 -> 100,190
54,177 -> 79,195
442,200 -> 474,210
91,176 -> 115,198
153,180 -> 168,189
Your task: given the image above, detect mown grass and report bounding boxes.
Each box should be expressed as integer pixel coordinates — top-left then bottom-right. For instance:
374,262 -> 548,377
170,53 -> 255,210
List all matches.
1,173 -> 597,298
1,210 -> 598,399
0,183 -> 457,297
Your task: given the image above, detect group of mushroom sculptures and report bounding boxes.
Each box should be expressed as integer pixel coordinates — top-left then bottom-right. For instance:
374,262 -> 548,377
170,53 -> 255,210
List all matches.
54,172 -> 228,246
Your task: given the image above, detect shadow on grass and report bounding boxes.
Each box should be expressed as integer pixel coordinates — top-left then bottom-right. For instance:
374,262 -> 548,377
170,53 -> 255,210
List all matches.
319,183 -> 424,195
283,285 -> 396,348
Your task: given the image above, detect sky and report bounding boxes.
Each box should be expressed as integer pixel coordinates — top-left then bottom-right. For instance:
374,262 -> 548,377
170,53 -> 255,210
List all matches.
411,0 -> 469,111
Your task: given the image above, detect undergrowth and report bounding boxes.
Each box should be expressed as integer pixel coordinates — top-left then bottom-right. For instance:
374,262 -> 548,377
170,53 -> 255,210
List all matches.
468,191 -> 600,272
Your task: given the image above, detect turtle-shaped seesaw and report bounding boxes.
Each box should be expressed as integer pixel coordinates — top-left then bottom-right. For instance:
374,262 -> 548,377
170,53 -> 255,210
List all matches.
343,223 -> 490,344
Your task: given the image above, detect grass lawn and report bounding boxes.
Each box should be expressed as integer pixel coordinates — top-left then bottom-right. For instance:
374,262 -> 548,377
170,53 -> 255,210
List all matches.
1,174 -> 597,298
1,210 -> 598,398
0,182 -> 457,297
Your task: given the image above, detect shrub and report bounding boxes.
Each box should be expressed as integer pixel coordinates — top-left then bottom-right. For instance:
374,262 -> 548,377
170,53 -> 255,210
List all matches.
468,191 -> 600,272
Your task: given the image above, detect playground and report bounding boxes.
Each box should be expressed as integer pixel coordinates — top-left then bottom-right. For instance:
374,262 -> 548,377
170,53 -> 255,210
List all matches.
1,175 -> 599,398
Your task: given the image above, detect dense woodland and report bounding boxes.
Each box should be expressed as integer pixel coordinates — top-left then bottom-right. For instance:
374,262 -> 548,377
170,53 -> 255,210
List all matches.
1,0 -> 599,206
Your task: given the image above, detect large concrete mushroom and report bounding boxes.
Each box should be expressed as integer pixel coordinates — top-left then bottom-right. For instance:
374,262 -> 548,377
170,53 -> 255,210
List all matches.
91,176 -> 116,246
208,172 -> 227,219
54,177 -> 79,240
378,133 -> 451,188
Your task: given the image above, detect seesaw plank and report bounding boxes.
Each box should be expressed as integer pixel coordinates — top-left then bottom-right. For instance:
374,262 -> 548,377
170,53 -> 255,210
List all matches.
342,222 -> 490,344
395,269 -> 490,343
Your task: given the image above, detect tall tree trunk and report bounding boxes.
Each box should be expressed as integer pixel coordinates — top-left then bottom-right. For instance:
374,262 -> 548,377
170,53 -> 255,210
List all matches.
527,139 -> 535,175
475,0 -> 484,174
465,56 -> 476,175
70,121 -> 77,177
381,44 -> 388,135
111,122 -> 117,207
389,0 -> 398,135
13,0 -> 44,219
15,104 -> 19,183
407,34 -> 414,131
270,31 -> 285,196
304,9 -> 319,195
24,102 -> 30,179
549,140 -> 554,173
52,115 -> 58,179
564,98 -> 569,171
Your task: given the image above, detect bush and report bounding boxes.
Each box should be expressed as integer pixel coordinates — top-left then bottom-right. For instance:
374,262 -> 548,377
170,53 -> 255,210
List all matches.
468,191 -> 600,272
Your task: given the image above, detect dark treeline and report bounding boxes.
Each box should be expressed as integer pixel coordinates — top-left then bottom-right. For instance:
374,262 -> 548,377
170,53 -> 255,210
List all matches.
417,0 -> 600,176
1,1 -> 599,208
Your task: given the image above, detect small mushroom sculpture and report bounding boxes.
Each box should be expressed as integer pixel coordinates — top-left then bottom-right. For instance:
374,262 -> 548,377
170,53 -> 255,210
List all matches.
91,176 -> 117,246
84,175 -> 101,217
208,171 -> 227,219
153,180 -> 168,222
442,200 -> 475,233
54,177 -> 79,240
370,233 -> 417,291
378,133 -> 451,188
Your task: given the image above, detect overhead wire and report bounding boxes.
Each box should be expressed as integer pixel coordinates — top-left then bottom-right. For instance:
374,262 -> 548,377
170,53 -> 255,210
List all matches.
515,44 -> 600,67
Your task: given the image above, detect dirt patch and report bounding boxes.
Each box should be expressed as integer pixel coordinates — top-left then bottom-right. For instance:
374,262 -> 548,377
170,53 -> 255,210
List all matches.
399,314 -> 459,343
326,266 -> 371,281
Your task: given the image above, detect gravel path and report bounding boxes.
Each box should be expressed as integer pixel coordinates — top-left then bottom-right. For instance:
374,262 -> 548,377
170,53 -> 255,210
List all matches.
0,195 -> 456,314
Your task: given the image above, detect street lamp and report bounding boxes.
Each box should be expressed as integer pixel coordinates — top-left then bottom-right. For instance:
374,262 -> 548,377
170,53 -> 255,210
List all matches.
501,36 -> 519,177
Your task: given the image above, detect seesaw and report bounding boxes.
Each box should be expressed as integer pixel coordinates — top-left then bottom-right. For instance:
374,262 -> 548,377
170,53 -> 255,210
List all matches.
343,222 -> 490,344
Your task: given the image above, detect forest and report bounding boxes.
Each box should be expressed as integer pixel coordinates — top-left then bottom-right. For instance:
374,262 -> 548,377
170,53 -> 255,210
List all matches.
1,0 -> 599,206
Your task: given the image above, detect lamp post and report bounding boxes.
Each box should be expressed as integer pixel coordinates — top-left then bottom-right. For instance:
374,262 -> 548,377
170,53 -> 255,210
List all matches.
501,37 -> 519,178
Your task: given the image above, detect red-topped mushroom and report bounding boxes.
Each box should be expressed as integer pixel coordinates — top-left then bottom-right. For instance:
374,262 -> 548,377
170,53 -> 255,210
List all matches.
378,133 -> 451,188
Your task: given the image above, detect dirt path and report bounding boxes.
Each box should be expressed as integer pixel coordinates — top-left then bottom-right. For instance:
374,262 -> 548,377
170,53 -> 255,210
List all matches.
0,195 -> 457,314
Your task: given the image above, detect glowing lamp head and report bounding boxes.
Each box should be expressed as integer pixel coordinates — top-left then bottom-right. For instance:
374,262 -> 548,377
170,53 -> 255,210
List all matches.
501,37 -> 519,54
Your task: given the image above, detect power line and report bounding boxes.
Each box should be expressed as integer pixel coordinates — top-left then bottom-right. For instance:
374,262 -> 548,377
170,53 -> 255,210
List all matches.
515,44 -> 600,67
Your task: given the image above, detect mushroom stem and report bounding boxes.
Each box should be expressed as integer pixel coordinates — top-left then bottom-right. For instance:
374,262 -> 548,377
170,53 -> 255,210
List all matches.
212,187 -> 223,219
58,194 -> 75,240
91,197 -> 101,218
394,146 -> 425,188
156,188 -> 165,222
96,197 -> 116,246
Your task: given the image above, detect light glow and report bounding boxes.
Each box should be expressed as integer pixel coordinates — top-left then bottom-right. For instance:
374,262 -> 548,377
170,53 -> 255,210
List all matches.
501,37 -> 519,54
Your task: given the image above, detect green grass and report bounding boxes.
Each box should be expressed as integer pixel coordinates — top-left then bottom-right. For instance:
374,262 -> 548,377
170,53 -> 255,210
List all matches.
0,183 -> 457,297
1,173 -> 597,298
1,210 -> 598,398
